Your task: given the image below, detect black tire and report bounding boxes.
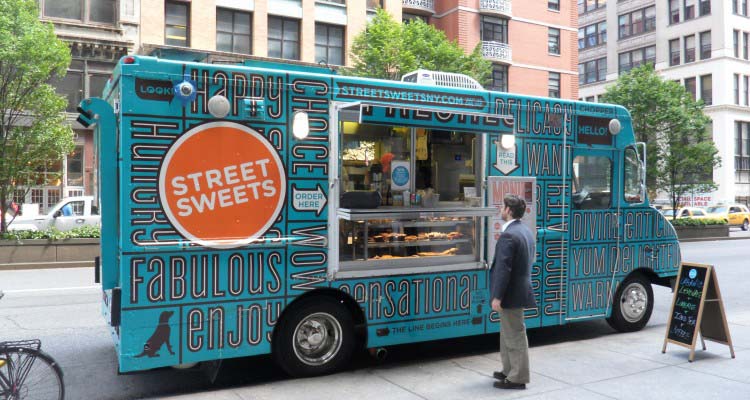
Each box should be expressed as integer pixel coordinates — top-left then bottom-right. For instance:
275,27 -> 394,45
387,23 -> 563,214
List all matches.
0,346 -> 64,400
742,219 -> 749,231
606,273 -> 654,333
272,297 -> 355,377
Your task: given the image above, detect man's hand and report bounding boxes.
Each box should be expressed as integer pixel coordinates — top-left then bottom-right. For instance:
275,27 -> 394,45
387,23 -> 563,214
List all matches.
491,298 -> 502,312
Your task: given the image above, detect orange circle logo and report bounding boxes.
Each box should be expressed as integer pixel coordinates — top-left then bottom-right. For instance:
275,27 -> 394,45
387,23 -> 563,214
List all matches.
159,122 -> 286,248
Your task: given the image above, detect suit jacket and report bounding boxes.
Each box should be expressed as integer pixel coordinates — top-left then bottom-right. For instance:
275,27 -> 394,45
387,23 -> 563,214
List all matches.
490,220 -> 537,309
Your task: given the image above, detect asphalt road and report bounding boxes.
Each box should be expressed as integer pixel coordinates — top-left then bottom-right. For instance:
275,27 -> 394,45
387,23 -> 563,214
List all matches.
0,239 -> 748,399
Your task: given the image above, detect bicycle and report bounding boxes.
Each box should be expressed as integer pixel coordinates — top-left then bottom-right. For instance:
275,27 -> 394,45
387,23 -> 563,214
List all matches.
0,291 -> 65,400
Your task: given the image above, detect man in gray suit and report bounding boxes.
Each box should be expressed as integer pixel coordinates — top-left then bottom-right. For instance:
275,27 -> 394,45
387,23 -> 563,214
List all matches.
490,194 -> 537,390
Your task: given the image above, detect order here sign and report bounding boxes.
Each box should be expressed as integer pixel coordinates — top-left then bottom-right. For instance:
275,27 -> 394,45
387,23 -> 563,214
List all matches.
159,122 -> 286,248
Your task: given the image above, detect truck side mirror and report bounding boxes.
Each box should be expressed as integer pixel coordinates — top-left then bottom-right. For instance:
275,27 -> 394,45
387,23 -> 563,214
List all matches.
53,210 -> 62,218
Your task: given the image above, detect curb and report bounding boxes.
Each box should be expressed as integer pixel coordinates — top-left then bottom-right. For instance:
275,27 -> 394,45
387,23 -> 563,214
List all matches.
680,235 -> 750,242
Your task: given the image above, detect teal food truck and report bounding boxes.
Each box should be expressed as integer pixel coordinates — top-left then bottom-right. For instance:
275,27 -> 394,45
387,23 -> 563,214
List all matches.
78,48 -> 680,377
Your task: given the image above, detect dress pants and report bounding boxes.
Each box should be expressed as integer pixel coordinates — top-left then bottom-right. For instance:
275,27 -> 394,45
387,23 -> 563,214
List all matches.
499,307 -> 530,384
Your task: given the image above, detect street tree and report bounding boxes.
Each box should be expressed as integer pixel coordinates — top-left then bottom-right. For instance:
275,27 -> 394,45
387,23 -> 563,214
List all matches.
601,64 -> 720,214
349,9 -> 492,84
0,0 -> 75,232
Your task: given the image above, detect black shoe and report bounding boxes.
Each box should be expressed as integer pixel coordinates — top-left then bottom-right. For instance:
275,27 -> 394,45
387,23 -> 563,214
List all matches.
493,371 -> 507,380
493,378 -> 526,390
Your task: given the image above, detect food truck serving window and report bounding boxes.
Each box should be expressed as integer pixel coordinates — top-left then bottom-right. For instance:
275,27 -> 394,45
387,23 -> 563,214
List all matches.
335,120 -> 495,276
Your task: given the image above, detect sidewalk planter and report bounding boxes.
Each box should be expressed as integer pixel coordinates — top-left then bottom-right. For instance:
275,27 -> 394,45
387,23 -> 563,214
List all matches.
0,238 -> 99,270
673,225 -> 729,239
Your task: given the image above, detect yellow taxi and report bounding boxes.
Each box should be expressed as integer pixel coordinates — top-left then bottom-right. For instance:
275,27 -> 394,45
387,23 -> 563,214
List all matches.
705,204 -> 750,230
675,206 -> 710,219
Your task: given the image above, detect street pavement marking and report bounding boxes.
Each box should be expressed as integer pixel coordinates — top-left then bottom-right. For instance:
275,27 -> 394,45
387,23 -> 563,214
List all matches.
2,285 -> 100,294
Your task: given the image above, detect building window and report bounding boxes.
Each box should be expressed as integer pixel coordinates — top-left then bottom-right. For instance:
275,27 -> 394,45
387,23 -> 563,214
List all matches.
579,58 -> 606,84
579,22 -> 606,49
268,16 -> 300,60
488,64 -> 508,92
735,30 -> 740,58
669,39 -> 681,66
685,77 -> 696,100
549,72 -> 560,98
736,74 -> 741,105
585,96 -> 596,102
403,13 -> 428,23
684,35 -> 696,63
549,0 -> 560,11
482,16 -> 508,43
579,0 -> 606,15
315,23 -> 344,66
745,76 -> 750,106
700,31 -> 711,60
548,28 -> 560,55
701,74 -> 712,105
744,0 -> 749,15
51,60 -> 113,112
618,6 -> 655,39
670,0 -> 680,24
699,0 -> 711,15
735,122 -> 750,176
216,8 -> 252,54
165,1 -> 190,47
42,0 -> 116,24
367,0 -> 383,9
618,46 -> 655,75
744,32 -> 749,59
684,0 -> 695,20
67,145 -> 84,187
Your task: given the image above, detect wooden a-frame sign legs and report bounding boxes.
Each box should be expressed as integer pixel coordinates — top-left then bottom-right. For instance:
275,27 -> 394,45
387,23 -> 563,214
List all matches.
662,262 -> 735,362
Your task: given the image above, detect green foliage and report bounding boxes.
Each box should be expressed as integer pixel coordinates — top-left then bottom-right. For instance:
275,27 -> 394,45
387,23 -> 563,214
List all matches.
600,65 -> 720,213
348,9 -> 492,84
0,226 -> 101,241
669,218 -> 727,226
0,0 -> 75,233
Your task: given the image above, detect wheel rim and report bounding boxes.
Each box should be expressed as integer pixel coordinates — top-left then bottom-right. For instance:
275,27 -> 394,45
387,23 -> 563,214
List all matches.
619,282 -> 648,323
292,312 -> 342,366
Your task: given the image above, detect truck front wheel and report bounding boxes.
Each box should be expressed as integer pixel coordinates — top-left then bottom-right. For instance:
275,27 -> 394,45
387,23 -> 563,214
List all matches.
273,298 -> 355,377
606,274 -> 654,332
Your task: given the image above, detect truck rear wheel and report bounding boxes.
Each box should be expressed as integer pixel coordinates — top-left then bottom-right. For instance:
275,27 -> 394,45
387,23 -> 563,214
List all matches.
742,219 -> 749,231
606,274 -> 653,332
273,298 -> 354,377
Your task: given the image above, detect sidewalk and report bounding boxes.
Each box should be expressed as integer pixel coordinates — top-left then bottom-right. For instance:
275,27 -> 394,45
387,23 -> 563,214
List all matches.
150,320 -> 748,400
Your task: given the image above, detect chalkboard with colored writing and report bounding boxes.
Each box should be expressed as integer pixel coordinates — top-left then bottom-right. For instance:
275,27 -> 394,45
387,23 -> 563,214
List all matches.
666,264 -> 708,345
663,262 -> 734,362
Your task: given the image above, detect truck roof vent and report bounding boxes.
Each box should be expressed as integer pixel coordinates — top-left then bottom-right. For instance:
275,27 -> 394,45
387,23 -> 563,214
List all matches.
401,69 -> 483,90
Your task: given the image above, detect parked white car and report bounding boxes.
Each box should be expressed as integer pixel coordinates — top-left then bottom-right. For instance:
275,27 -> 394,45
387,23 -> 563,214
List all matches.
7,196 -> 100,231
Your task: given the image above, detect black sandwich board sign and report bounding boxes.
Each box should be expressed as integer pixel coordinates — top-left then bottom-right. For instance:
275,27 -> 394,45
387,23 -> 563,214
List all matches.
662,262 -> 735,362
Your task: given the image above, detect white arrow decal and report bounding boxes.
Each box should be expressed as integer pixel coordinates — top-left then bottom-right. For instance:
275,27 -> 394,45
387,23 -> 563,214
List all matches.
493,140 -> 519,175
292,184 -> 327,216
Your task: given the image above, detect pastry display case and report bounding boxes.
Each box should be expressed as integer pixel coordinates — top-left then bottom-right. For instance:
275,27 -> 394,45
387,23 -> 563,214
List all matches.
337,207 -> 496,271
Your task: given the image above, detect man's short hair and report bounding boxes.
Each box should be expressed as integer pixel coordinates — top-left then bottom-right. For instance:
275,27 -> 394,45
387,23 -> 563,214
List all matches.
503,194 -> 526,219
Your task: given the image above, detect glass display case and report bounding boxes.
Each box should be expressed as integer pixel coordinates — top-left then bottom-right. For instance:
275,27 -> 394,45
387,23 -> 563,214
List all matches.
337,206 -> 496,271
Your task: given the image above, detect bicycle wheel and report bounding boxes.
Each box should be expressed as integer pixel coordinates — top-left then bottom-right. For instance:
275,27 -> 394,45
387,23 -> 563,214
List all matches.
0,346 -> 64,400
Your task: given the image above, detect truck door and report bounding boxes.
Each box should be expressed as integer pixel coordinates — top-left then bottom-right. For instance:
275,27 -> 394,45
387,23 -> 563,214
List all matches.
567,147 -> 620,320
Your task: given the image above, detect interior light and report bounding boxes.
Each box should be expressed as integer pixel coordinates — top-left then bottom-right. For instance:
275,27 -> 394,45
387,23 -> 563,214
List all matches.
293,111 -> 310,139
500,134 -> 515,149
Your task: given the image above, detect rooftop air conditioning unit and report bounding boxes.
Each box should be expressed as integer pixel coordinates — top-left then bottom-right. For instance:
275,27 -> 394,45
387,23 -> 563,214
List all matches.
401,69 -> 483,90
